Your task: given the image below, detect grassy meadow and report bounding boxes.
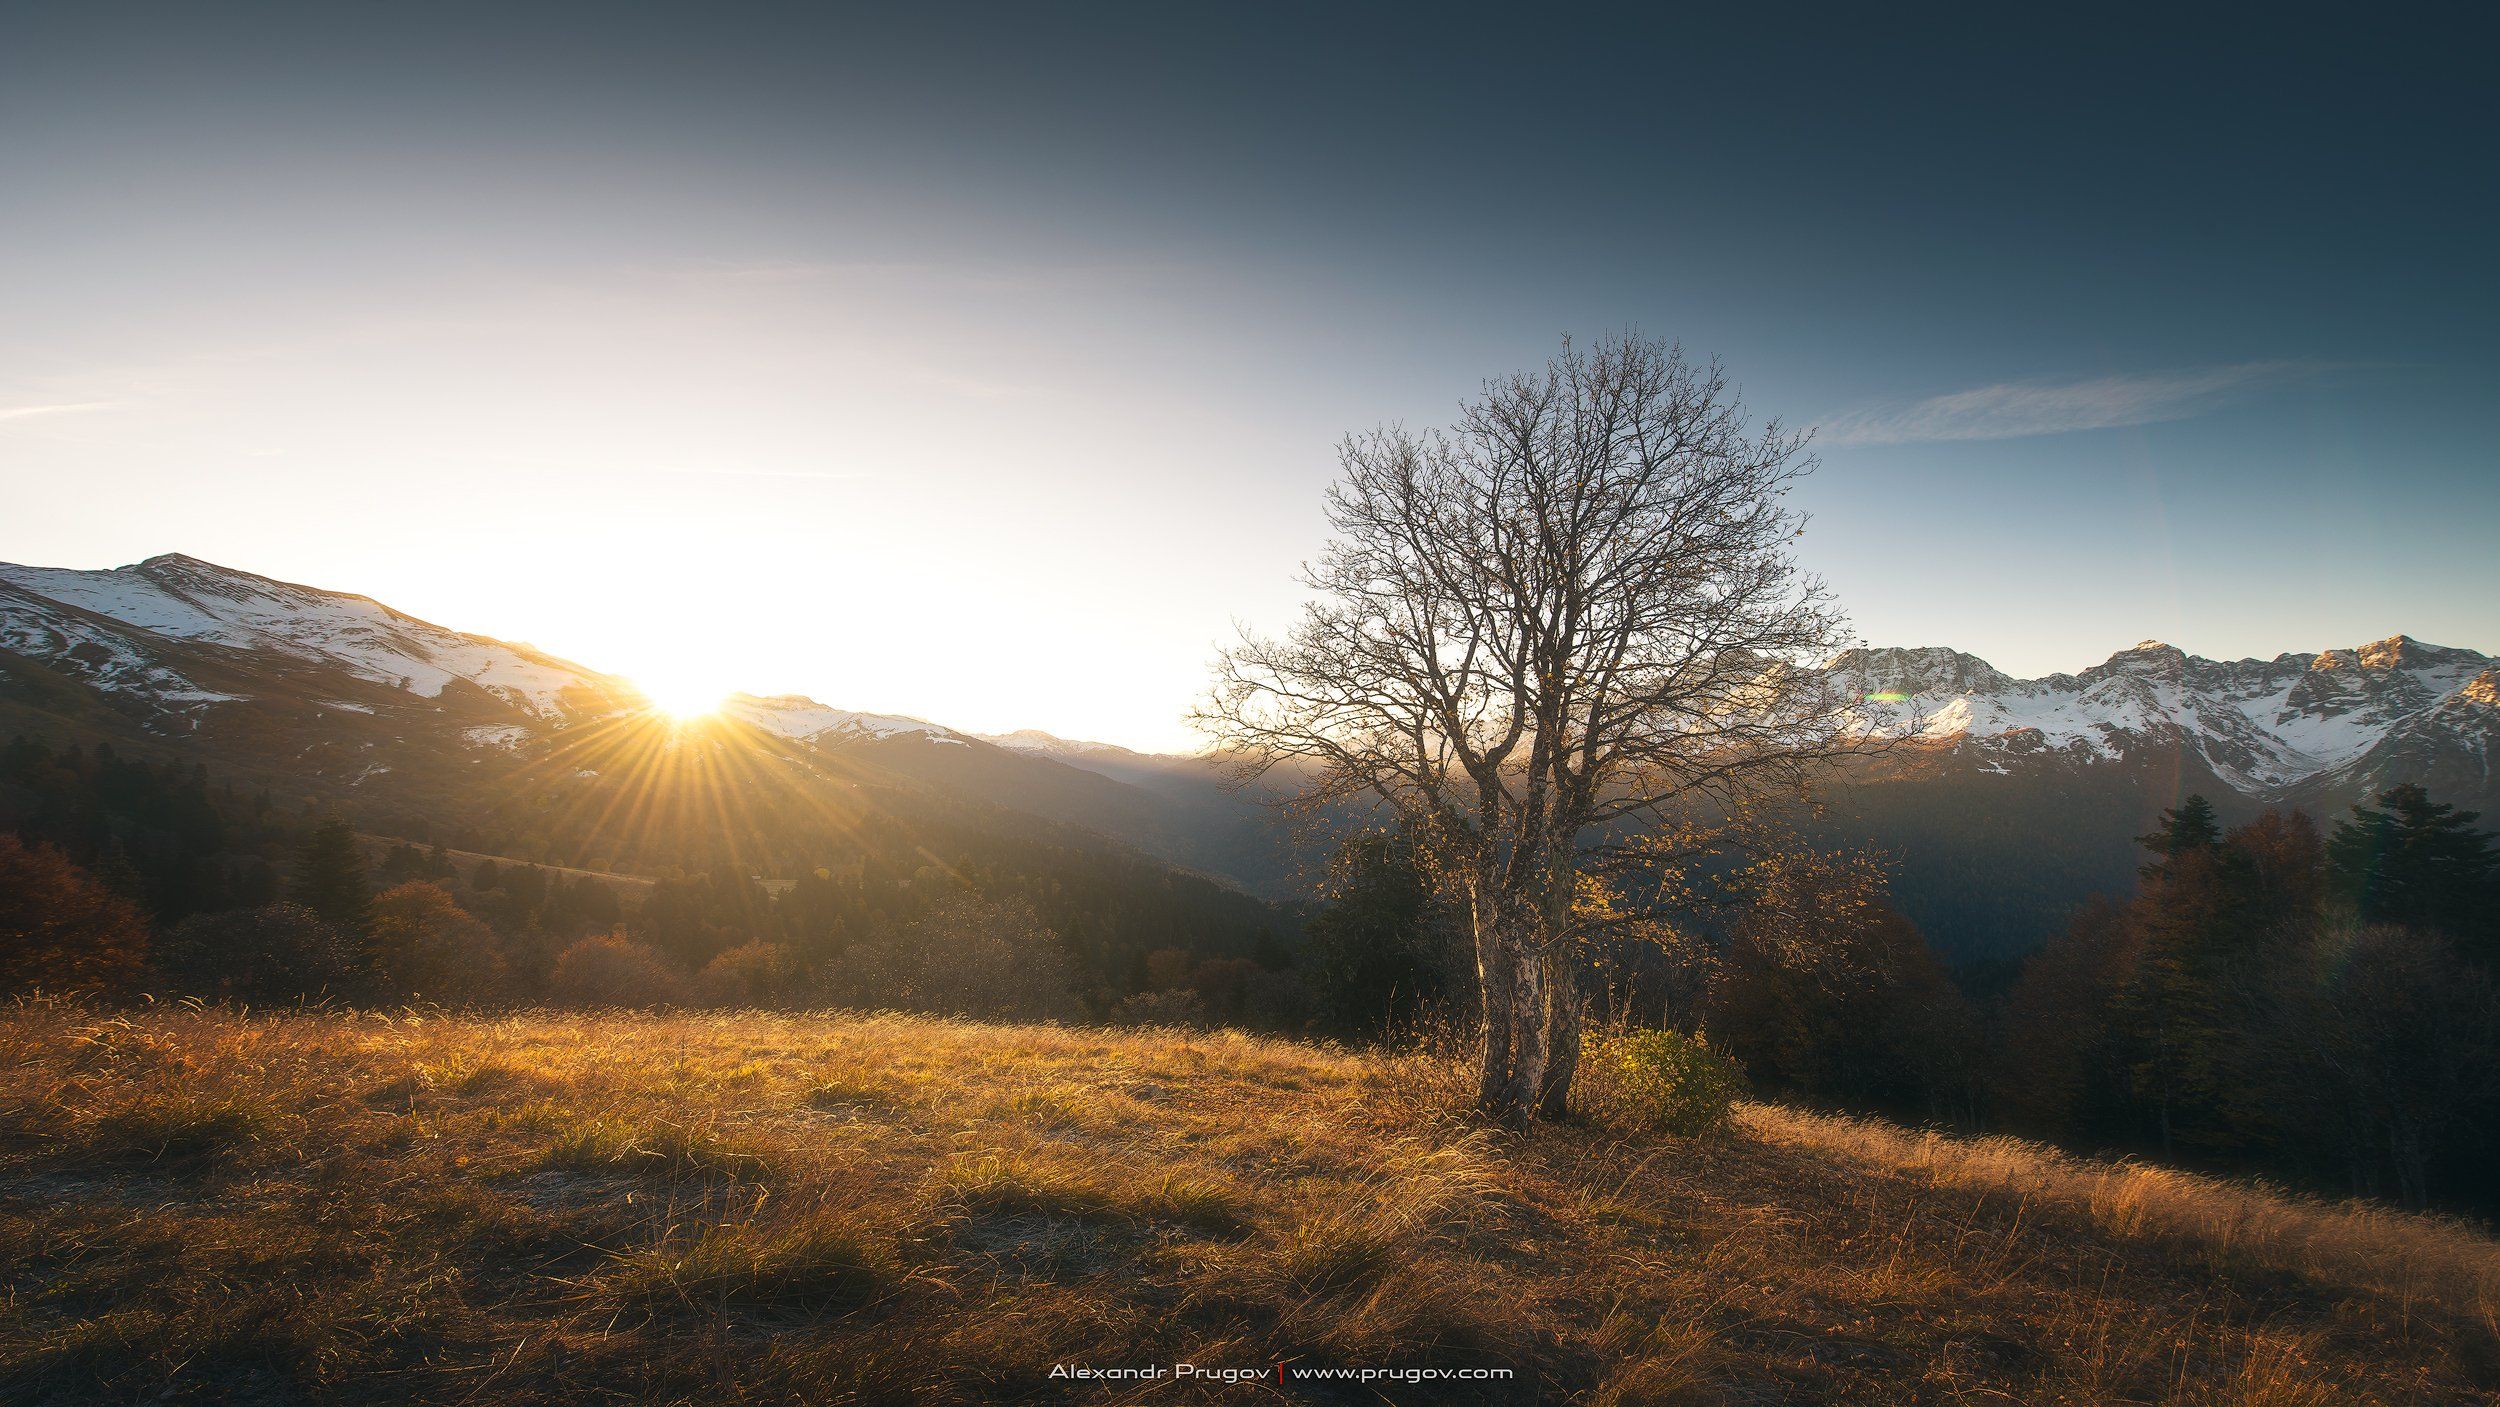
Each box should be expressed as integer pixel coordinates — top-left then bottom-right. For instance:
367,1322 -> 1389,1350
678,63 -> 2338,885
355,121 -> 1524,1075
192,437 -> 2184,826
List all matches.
3,1002 -> 2497,1404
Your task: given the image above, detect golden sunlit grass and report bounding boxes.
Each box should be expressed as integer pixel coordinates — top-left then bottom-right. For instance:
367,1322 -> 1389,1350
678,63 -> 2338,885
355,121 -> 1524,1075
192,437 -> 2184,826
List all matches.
2,1001 -> 2496,1404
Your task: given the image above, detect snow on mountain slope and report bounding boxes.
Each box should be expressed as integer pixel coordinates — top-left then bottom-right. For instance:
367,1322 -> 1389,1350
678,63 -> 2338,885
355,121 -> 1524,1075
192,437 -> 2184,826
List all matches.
0,554 -> 620,721
1833,635 -> 2496,798
979,728 -> 1142,759
5,552 -> 2488,811
721,694 -> 970,746
0,579 -> 238,703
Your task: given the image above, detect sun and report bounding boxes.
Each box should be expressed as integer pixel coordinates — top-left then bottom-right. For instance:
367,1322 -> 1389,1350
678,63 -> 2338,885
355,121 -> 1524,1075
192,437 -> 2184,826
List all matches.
636,671 -> 732,721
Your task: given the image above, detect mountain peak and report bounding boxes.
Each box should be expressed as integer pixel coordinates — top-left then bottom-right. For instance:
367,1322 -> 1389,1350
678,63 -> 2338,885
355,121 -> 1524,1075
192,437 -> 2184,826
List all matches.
720,694 -> 965,745
133,552 -> 262,586
2356,633 -> 2425,669
2312,635 -> 2481,674
1823,645 -> 2012,696
2093,640 -> 2187,678
0,551 -> 617,721
2458,669 -> 2500,710
982,728 -> 1136,758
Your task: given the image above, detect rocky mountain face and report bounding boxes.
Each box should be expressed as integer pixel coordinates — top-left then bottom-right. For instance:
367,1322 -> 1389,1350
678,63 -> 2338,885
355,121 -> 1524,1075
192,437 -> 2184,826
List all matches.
1828,636 -> 2498,813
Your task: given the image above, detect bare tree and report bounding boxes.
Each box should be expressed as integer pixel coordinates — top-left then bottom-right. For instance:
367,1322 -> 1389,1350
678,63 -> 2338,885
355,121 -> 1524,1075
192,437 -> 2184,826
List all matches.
1197,334 -> 1865,1122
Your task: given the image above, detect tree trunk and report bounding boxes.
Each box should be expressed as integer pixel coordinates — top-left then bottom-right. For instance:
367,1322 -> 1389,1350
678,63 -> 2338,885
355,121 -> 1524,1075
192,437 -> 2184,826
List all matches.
1502,934 -> 1549,1126
1471,902 -> 1516,1115
1536,947 -> 1583,1121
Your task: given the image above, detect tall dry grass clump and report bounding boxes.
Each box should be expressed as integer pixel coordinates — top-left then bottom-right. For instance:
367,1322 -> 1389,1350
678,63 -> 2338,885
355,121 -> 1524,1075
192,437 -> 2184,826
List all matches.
1742,1102 -> 2500,1328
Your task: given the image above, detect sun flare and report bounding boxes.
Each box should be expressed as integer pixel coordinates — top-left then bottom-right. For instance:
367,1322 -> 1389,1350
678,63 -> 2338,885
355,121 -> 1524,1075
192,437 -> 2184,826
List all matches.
637,672 -> 731,720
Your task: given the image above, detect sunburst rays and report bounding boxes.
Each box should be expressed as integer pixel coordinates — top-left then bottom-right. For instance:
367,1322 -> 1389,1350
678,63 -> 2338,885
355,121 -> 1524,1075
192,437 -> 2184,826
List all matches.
486,708 -> 957,885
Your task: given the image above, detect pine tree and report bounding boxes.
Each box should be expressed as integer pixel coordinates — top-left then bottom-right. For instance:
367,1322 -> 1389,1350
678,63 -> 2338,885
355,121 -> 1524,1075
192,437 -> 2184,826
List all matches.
2327,785 -> 2499,960
2137,794 -> 2221,876
292,819 -> 373,940
2114,804 -> 2289,1156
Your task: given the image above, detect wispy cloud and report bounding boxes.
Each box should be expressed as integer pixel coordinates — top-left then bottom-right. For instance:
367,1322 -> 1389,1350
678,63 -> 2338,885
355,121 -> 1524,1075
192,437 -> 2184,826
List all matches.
0,400 -> 112,425
1821,362 -> 2320,445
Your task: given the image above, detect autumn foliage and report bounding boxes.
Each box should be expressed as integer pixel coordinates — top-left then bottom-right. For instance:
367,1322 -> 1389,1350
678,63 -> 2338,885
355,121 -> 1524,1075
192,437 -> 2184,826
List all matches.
0,834 -> 148,994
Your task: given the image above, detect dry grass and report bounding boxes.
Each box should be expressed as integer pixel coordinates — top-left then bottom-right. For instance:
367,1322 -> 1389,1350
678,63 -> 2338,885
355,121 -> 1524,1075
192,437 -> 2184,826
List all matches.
1741,1104 -> 2500,1331
605,1213 -> 900,1312
0,1000 -> 2493,1404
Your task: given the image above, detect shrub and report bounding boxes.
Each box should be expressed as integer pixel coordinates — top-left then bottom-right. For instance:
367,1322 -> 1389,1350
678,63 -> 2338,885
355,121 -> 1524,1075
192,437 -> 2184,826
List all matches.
694,940 -> 804,1007
155,903 -> 359,1003
825,891 -> 1080,1021
1112,987 -> 1208,1028
1589,1028 -> 1747,1137
369,881 -> 507,1003
549,931 -> 687,1008
0,835 -> 149,994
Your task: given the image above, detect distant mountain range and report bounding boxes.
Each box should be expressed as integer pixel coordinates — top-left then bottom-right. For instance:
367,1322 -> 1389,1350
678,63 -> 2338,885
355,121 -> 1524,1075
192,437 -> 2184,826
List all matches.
1832,639 -> 2498,810
0,553 -> 1304,899
3,552 -> 2491,958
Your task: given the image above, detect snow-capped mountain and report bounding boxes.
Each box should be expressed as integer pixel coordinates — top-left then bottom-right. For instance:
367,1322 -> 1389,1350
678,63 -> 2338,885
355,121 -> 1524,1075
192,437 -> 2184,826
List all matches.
4,551 -> 2492,950
1831,636 -> 2498,805
5,555 -> 2489,817
0,555 -> 1019,755
978,728 -> 1143,759
723,695 -> 971,747
0,553 -> 630,726
0,553 -> 1304,896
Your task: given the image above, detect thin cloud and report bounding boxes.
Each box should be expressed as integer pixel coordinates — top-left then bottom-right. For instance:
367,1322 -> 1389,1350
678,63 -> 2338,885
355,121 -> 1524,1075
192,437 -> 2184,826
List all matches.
1822,362 -> 2320,445
0,400 -> 112,424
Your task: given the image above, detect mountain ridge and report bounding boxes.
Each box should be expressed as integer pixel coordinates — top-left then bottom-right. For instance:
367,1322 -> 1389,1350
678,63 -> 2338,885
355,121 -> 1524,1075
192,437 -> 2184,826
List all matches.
3,552 -> 2491,949
1830,633 -> 2496,805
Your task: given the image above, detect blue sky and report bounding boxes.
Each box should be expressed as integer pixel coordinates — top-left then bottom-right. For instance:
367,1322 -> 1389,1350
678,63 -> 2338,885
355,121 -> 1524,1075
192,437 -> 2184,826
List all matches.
2,4 -> 2493,748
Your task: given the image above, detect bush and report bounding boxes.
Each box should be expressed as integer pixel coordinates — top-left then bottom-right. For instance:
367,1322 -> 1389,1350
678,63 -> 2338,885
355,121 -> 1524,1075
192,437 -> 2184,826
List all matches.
155,903 -> 359,1003
369,881 -> 507,1003
549,932 -> 687,1008
1588,1028 -> 1747,1136
824,891 -> 1079,1021
694,940 -> 804,1007
0,835 -> 149,994
1112,987 -> 1208,1028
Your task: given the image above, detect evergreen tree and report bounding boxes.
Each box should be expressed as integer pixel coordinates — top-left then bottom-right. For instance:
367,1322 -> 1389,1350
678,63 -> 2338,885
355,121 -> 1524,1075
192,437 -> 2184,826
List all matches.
2114,843 -> 2235,1154
2111,811 -> 2305,1156
292,819 -> 373,940
2327,784 -> 2499,962
2136,794 -> 2221,875
1302,833 -> 1446,1039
